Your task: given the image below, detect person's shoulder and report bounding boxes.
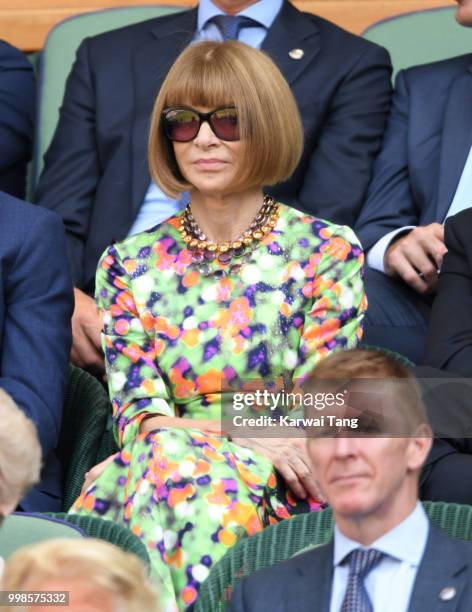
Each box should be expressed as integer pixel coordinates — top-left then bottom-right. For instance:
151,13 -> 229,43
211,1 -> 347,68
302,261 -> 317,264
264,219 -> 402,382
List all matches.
83,7 -> 195,50
280,204 -> 363,250
0,191 -> 62,231
401,53 -> 472,85
240,541 -> 330,591
109,215 -> 181,260
427,522 -> 472,566
0,38 -> 30,65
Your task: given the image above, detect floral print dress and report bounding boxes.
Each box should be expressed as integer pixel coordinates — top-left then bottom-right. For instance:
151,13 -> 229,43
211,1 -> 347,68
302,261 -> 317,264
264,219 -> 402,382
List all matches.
72,204 -> 366,611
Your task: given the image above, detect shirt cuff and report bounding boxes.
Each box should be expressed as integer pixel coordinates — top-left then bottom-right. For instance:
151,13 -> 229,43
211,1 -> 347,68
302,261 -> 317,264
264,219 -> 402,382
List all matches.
366,226 -> 416,273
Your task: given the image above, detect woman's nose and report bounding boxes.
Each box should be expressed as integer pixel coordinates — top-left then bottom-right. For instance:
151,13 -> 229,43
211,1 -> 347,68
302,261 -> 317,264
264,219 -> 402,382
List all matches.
194,120 -> 219,146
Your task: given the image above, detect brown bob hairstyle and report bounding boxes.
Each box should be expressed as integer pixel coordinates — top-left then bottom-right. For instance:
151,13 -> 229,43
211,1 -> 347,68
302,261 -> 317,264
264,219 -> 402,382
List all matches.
148,40 -> 304,198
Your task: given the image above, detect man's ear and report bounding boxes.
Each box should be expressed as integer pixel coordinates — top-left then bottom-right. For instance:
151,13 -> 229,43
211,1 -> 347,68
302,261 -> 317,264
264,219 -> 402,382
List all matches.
406,423 -> 433,472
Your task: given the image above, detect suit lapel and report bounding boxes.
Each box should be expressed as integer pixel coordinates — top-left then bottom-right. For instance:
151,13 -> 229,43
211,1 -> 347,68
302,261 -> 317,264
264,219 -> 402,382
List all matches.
408,525 -> 469,612
436,66 -> 472,221
284,541 -> 334,612
261,1 -> 320,87
130,8 -> 197,213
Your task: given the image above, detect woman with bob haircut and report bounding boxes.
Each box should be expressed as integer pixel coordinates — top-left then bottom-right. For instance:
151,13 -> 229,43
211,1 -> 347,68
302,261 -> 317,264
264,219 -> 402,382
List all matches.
2,538 -> 159,611
73,41 -> 366,611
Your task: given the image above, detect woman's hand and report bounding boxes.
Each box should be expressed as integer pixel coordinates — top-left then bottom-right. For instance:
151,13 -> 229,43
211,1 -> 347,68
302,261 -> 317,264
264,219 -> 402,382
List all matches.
231,434 -> 325,502
81,454 -> 117,494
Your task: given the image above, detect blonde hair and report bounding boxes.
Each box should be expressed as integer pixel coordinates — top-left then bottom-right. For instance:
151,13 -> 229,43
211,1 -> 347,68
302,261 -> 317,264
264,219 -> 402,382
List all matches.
3,538 -> 159,612
149,40 -> 304,198
0,389 -> 41,511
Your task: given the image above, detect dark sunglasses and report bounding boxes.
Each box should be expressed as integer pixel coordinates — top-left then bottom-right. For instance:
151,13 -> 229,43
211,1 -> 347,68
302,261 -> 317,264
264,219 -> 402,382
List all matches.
162,106 -> 240,142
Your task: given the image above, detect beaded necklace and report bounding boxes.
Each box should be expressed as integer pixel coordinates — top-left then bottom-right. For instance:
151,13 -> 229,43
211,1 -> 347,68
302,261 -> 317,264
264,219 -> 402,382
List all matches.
179,195 -> 278,275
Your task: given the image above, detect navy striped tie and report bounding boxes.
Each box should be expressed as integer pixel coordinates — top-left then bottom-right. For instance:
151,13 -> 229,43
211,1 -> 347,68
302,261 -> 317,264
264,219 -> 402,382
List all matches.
341,548 -> 384,612
209,15 -> 261,41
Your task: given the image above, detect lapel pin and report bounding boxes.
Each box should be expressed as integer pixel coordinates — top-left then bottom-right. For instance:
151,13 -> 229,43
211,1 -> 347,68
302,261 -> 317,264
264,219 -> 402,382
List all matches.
439,587 -> 456,601
289,48 -> 304,60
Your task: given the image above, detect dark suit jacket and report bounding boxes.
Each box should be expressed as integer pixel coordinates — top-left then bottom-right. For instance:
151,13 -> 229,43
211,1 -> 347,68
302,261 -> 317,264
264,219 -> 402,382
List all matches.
423,209 -> 472,376
35,1 -> 391,293
229,522 -> 472,611
355,54 -> 472,252
0,191 -> 73,511
0,40 -> 35,199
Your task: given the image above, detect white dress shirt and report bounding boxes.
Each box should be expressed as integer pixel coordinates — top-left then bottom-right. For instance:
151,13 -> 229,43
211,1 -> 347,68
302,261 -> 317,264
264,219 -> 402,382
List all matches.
128,0 -> 283,236
367,144 -> 472,272
329,503 -> 429,612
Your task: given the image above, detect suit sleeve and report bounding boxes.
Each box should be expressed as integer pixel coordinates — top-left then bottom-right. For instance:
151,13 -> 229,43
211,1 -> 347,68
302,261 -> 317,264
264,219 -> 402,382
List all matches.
299,45 -> 392,228
35,39 -> 99,288
0,40 -> 35,190
355,69 -> 420,251
0,211 -> 73,458
423,210 -> 472,376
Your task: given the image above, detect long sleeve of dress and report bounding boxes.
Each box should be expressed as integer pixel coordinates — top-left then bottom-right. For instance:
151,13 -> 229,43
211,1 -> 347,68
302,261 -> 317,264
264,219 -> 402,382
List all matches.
293,223 -> 366,381
96,243 -> 175,447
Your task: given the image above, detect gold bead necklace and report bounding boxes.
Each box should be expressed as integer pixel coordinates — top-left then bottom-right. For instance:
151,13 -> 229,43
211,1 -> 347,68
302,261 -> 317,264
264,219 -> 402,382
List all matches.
179,194 -> 279,266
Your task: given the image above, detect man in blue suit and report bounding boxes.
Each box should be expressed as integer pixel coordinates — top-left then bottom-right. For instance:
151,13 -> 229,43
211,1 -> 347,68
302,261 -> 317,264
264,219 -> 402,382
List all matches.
0,190 -> 74,511
355,0 -> 472,363
0,40 -> 35,199
35,0 -> 392,374
230,349 -> 472,612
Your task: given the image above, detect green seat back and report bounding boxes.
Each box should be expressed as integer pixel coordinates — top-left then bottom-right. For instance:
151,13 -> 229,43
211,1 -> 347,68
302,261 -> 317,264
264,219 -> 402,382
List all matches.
0,513 -> 84,561
58,365 -> 113,511
360,343 -> 414,367
33,5 -> 186,188
0,513 -> 150,570
363,7 -> 472,78
195,501 -> 472,611
50,513 -> 151,569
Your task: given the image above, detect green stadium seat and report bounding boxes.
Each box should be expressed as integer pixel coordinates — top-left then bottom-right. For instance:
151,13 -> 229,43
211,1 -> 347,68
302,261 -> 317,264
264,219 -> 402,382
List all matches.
0,513 -> 84,561
0,512 -> 150,569
363,7 -> 472,78
58,365 -> 113,511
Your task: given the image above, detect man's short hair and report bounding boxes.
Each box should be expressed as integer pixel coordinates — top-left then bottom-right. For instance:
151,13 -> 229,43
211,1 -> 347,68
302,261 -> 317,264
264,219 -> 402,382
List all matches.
0,389 -> 41,509
148,40 -> 304,198
304,349 -> 429,435
3,538 -> 159,611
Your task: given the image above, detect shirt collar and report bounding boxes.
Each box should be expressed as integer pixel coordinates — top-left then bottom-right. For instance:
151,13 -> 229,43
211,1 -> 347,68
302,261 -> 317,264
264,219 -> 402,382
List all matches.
333,503 -> 429,568
197,0 -> 283,32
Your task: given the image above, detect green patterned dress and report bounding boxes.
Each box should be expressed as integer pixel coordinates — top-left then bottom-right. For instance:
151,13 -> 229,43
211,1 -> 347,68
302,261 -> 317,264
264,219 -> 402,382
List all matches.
72,204 -> 366,611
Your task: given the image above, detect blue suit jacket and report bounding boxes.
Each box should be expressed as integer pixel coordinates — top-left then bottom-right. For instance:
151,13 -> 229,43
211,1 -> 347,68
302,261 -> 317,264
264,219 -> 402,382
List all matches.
355,53 -> 472,251
0,192 -> 73,511
0,40 -> 35,199
230,523 -> 472,611
36,1 -> 391,292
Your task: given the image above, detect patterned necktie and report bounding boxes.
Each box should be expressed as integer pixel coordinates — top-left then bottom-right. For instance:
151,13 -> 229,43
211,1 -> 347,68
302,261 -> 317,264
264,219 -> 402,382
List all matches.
209,14 -> 261,41
340,548 -> 384,612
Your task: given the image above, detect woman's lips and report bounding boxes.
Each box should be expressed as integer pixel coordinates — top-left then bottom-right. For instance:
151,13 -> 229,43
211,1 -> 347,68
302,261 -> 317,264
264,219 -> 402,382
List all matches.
193,158 -> 227,169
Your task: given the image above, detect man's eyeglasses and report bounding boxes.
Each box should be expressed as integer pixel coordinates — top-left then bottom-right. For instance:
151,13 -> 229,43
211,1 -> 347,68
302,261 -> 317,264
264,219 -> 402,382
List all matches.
162,107 -> 240,142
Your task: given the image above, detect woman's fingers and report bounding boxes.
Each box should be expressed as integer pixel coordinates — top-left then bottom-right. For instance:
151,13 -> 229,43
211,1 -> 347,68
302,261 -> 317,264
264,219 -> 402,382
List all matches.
274,460 -> 307,499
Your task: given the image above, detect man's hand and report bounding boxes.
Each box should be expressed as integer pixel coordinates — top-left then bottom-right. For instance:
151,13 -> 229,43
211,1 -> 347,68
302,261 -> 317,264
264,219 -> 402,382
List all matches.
384,223 -> 447,293
231,434 -> 325,502
71,288 -> 105,373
